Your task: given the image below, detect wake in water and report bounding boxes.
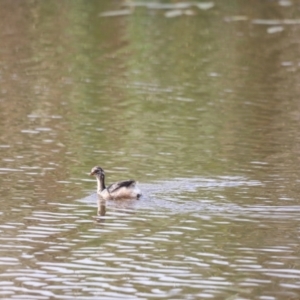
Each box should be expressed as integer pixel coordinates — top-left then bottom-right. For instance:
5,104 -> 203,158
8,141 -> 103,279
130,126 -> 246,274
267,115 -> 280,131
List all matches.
79,176 -> 266,216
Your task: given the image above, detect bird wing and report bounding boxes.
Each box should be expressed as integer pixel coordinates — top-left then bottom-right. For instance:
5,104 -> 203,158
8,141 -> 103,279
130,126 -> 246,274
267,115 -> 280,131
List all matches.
107,180 -> 136,193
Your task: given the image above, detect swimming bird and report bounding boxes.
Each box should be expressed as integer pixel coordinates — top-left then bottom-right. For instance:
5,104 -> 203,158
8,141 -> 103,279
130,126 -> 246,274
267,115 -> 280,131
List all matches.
90,166 -> 142,200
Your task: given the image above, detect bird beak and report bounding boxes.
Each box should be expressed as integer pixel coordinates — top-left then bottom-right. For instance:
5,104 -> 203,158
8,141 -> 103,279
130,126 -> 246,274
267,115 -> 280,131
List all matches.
90,172 -> 94,176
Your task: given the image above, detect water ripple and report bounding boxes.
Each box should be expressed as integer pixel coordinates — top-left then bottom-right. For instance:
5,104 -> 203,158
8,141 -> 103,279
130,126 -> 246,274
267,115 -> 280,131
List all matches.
0,179 -> 298,299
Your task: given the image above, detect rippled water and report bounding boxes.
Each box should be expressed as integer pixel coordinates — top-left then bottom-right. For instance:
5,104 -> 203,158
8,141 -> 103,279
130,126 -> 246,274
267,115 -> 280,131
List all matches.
1,0 -> 300,299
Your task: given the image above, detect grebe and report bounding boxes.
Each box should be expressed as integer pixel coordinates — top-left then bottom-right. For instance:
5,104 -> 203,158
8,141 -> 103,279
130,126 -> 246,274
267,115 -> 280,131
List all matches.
90,166 -> 142,200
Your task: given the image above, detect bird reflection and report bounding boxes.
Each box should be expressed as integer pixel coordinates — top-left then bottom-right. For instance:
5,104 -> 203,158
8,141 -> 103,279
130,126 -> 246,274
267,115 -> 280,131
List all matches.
97,196 -> 106,216
94,195 -> 106,223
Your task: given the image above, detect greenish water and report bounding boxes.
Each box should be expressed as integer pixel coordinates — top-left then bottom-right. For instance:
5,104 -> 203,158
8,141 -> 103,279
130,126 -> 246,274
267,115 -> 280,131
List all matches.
0,1 -> 300,299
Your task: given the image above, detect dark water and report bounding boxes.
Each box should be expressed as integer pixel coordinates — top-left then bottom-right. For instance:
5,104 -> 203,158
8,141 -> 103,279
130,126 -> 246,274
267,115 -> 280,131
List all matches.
1,0 -> 300,299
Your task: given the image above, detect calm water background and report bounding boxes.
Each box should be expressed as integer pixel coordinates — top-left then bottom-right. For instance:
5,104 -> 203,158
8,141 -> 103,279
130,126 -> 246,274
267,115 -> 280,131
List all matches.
0,0 -> 300,299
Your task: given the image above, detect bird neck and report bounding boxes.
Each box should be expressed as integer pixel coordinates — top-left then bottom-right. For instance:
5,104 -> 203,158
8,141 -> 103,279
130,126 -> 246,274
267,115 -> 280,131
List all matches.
96,175 -> 106,192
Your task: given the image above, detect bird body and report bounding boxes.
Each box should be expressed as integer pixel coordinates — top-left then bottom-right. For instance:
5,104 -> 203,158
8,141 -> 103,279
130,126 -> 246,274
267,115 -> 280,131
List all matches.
90,166 -> 141,200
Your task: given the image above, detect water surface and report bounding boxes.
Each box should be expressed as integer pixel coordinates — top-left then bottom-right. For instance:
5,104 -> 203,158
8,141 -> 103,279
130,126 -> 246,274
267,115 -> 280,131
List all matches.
0,1 -> 300,299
